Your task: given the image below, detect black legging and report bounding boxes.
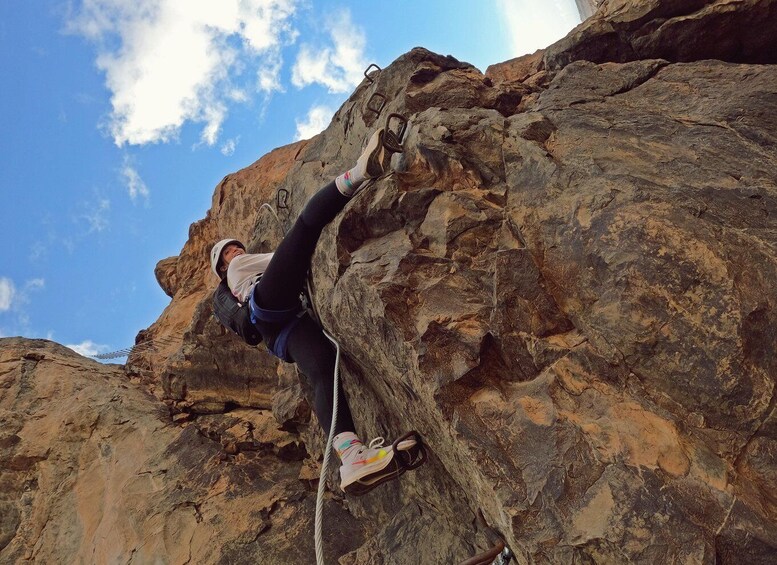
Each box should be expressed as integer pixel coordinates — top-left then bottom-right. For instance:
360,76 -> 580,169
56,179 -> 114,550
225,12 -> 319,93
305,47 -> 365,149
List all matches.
252,180 -> 356,435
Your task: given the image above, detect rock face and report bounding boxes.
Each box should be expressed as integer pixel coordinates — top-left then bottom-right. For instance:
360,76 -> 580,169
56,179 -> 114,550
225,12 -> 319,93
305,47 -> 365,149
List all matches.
3,0 -> 776,563
0,338 -> 363,563
131,142 -> 306,415
546,0 -> 777,70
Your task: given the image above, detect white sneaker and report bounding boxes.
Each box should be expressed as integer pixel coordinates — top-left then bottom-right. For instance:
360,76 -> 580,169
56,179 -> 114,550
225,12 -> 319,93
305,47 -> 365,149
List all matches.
338,436 -> 398,490
354,128 -> 389,180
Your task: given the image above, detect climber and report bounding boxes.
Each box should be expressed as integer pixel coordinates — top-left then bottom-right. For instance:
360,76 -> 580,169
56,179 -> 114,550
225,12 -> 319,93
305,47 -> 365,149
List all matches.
210,128 -> 422,494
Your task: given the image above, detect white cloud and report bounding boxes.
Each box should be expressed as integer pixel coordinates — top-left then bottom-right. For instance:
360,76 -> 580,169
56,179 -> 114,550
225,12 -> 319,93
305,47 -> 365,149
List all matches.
30,242 -> 47,262
228,88 -> 249,103
122,156 -> 150,201
0,277 -> 15,312
221,137 -> 239,156
294,105 -> 334,140
291,9 -> 366,93
67,0 -> 298,146
496,0 -> 581,57
256,47 -> 287,94
0,277 -> 43,316
66,340 -> 109,357
24,279 -> 45,292
78,198 -> 111,233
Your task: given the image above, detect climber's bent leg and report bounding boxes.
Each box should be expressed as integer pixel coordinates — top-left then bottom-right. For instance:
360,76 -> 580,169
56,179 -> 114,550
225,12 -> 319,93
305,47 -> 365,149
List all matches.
285,314 -> 356,435
255,127 -> 401,310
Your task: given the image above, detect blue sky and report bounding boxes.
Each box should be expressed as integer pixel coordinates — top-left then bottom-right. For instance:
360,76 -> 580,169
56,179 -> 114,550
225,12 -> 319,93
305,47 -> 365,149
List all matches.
0,0 -> 580,359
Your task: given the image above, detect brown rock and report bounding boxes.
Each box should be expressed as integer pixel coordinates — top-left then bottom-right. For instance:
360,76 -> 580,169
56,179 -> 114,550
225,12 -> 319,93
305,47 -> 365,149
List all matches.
308,45 -> 776,564
575,0 -> 606,19
171,411 -> 192,424
0,338 -> 363,564
6,1 -> 777,563
486,50 -> 545,85
154,255 -> 179,298
545,0 -> 777,70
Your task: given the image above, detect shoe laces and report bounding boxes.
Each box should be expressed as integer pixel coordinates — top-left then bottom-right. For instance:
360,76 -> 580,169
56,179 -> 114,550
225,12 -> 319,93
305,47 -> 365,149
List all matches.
367,437 -> 386,450
344,437 -> 388,460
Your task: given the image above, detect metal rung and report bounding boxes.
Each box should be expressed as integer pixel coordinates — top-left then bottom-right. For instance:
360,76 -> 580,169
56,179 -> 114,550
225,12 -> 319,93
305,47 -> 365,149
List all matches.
363,63 -> 381,83
277,188 -> 289,210
366,92 -> 387,116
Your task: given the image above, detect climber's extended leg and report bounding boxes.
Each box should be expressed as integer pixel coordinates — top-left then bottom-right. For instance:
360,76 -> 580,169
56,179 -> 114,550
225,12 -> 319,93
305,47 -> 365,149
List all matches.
254,127 -> 400,311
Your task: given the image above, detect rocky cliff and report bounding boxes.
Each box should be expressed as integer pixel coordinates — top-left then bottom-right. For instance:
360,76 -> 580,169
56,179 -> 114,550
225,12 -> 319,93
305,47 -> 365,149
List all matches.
2,1 -> 776,563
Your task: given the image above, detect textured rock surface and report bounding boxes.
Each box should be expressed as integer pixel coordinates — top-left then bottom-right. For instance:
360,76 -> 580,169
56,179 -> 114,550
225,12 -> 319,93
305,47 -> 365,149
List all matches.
3,0 -> 776,563
546,0 -> 777,70
0,338 -> 363,564
303,50 -> 777,563
131,142 -> 307,415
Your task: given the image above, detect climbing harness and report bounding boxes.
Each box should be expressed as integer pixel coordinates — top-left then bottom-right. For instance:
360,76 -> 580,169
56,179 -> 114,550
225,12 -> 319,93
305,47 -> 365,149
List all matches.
247,295 -> 305,362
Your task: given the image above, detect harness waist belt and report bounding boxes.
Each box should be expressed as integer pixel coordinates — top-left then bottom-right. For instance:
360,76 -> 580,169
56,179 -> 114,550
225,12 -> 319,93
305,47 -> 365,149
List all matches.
248,294 -> 305,362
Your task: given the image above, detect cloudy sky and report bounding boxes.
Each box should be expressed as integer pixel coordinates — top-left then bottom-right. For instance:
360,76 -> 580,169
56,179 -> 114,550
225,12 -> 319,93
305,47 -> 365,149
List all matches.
0,0 -> 581,359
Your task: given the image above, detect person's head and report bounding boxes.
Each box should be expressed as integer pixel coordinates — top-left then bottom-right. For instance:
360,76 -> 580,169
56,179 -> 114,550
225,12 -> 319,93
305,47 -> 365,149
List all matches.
210,239 -> 246,279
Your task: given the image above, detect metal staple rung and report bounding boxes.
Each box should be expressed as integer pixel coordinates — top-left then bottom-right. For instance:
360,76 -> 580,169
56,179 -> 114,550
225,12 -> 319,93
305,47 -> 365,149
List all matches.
366,92 -> 387,116
384,113 -> 409,150
363,63 -> 381,83
277,189 -> 289,210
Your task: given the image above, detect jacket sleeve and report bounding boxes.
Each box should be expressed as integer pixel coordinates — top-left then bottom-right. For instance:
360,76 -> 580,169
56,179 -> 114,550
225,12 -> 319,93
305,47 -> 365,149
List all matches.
212,281 -> 262,346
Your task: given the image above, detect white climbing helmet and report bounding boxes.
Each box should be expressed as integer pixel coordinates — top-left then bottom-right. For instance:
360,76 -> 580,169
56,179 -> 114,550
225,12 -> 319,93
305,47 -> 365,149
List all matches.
210,238 -> 245,277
